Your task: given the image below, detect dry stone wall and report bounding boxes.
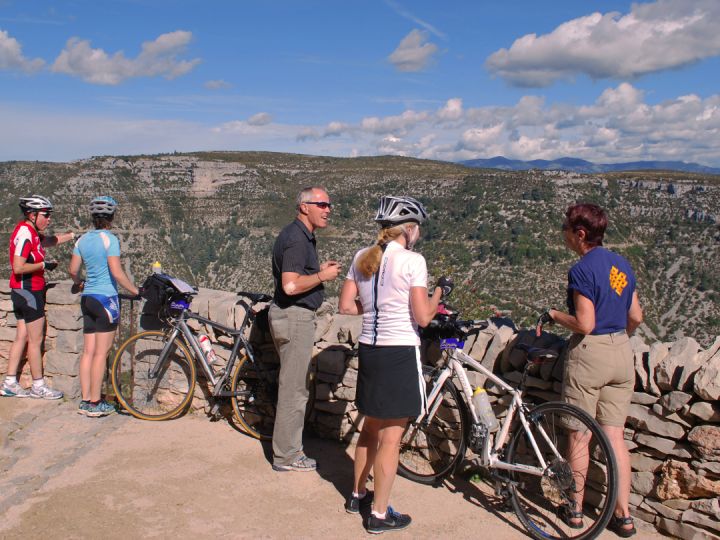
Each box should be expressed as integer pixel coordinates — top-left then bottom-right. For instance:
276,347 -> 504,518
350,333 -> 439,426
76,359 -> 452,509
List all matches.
1,280 -> 718,539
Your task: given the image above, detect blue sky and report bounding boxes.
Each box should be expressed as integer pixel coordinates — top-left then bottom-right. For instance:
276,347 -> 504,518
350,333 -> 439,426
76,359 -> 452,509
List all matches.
1,0 -> 719,165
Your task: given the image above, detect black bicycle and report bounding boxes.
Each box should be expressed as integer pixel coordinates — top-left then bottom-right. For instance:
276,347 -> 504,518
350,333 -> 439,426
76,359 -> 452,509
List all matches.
110,272 -> 277,440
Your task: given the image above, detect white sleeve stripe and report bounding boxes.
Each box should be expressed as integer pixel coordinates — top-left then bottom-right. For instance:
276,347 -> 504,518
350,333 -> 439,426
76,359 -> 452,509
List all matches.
13,227 -> 33,257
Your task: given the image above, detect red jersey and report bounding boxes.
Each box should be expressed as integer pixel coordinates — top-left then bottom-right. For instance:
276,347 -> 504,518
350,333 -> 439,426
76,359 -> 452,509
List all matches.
9,221 -> 46,291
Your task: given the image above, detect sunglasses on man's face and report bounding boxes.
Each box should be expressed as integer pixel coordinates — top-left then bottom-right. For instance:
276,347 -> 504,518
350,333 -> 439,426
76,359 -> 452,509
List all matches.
304,201 -> 332,209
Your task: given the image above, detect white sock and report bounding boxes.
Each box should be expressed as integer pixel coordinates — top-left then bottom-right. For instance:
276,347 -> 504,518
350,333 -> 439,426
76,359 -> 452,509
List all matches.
5,376 -> 18,385
352,491 -> 367,499
32,377 -> 45,389
372,510 -> 386,519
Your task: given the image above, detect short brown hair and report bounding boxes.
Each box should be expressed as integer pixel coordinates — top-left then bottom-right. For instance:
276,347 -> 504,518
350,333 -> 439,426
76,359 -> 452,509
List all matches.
564,203 -> 607,246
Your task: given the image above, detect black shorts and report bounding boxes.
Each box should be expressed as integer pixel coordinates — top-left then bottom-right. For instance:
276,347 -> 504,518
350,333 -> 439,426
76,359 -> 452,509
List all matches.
81,295 -> 120,333
11,289 -> 45,323
356,343 -> 425,419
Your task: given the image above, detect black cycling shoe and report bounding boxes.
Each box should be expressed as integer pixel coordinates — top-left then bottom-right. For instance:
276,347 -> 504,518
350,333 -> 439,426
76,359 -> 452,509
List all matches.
367,506 -> 411,534
344,490 -> 374,514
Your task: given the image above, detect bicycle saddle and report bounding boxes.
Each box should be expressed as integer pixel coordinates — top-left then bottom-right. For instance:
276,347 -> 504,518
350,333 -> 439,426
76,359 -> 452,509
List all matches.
515,343 -> 559,361
237,291 -> 272,303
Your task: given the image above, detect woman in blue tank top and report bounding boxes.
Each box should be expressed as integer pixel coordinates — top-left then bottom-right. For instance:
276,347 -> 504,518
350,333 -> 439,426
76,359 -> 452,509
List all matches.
69,196 -> 139,418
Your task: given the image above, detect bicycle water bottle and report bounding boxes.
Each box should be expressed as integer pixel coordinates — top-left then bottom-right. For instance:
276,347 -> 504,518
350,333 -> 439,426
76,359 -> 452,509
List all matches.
152,261 -> 162,274
472,387 -> 499,432
198,334 -> 218,365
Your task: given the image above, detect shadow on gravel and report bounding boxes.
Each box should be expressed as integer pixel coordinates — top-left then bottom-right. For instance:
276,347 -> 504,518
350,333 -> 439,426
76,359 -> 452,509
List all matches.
443,471 -> 527,537
304,434 -> 355,501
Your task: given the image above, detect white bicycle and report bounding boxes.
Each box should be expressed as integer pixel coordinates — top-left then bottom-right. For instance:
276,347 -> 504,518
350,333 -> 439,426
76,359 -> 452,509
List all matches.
398,312 -> 618,540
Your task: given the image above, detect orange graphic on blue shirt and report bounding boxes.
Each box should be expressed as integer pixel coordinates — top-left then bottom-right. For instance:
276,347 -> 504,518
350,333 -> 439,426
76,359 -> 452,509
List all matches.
609,265 -> 628,296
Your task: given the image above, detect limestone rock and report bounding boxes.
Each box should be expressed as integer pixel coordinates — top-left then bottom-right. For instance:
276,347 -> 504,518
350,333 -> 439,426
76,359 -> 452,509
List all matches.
656,516 -> 717,540
632,392 -> 658,405
44,350 -> 80,376
655,460 -> 720,500
333,385 -> 356,401
314,313 -> 332,342
694,350 -> 720,401
659,391 -> 693,413
481,324 -> 516,374
327,314 -> 362,345
45,281 -> 81,305
688,425 -> 720,461
688,402 -> 720,422
631,452 -> 664,472
627,403 -> 686,439
635,433 -> 692,459
47,374 -> 80,399
647,342 -> 669,395
656,337 -> 700,392
55,330 -> 84,354
46,305 -> 83,331
651,404 -> 694,429
631,471 -> 657,496
681,509 -> 720,535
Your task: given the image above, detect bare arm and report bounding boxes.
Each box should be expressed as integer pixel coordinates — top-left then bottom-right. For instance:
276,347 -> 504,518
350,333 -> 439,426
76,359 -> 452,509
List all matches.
12,254 -> 43,275
41,232 -> 74,247
550,291 -> 596,335
69,254 -> 83,285
107,256 -> 139,296
627,291 -> 643,334
339,278 -> 363,315
281,261 -> 341,296
410,285 -> 443,328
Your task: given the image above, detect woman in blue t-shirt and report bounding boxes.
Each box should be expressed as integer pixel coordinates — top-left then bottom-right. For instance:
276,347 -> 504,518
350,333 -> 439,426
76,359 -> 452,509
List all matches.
540,203 -> 643,538
69,196 -> 139,418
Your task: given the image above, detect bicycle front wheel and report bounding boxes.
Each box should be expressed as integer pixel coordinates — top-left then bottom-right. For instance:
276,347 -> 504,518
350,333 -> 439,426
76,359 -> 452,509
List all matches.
505,401 -> 618,540
111,330 -> 197,421
231,354 -> 278,440
398,367 -> 468,485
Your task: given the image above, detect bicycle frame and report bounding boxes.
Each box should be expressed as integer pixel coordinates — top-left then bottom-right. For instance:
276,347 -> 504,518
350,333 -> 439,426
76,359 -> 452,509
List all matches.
421,344 -> 563,478
151,301 -> 260,399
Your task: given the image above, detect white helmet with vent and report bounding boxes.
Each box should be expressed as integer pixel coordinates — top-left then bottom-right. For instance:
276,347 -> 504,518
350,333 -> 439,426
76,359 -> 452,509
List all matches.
89,196 -> 117,216
374,196 -> 428,226
19,195 -> 53,212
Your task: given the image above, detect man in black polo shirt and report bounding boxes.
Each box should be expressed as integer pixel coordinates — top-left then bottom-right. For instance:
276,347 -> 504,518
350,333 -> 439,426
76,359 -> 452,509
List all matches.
269,186 -> 341,472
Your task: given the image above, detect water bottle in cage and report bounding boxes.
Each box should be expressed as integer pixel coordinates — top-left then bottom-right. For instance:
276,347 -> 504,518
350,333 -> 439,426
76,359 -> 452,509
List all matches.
198,334 -> 218,366
472,387 -> 499,432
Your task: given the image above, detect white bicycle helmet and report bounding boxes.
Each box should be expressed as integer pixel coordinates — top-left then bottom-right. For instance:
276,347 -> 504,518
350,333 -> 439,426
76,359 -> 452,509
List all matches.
19,195 -> 53,212
89,195 -> 117,216
374,196 -> 428,226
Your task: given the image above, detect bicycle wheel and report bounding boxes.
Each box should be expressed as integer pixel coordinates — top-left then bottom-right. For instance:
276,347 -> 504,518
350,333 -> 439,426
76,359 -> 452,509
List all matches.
398,367 -> 468,485
505,401 -> 618,540
111,330 -> 197,421
231,354 -> 278,440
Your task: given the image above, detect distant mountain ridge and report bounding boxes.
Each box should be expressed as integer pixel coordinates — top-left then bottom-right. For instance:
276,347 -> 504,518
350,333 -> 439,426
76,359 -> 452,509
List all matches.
460,156 -> 720,175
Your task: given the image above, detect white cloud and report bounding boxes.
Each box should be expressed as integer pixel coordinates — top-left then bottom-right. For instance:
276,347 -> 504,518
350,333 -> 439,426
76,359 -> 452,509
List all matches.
388,29 -> 438,72
486,0 -> 720,87
51,30 -> 201,85
0,29 -> 44,72
384,0 -> 446,39
247,112 -> 273,126
204,79 -> 231,90
3,83 -> 720,167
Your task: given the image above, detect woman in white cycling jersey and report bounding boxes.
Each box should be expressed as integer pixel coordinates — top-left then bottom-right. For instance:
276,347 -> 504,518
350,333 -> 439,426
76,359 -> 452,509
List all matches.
339,196 -> 451,534
69,196 -> 139,417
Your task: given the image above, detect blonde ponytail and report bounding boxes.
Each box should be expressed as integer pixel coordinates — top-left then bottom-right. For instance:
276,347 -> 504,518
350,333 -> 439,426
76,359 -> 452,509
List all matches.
356,225 -> 405,278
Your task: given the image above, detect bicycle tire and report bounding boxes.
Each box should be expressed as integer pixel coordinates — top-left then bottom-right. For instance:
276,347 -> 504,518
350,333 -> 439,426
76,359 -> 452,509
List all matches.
398,366 -> 468,485
231,354 -> 278,440
111,330 -> 197,421
505,401 -> 618,540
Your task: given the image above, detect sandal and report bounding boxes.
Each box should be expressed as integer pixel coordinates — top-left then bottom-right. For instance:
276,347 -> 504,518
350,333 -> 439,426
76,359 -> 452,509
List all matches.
607,515 -> 636,538
559,504 -> 583,529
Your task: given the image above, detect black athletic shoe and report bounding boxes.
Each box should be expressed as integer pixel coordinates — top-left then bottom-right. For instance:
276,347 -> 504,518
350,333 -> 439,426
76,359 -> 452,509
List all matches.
344,490 -> 374,514
367,506 -> 411,534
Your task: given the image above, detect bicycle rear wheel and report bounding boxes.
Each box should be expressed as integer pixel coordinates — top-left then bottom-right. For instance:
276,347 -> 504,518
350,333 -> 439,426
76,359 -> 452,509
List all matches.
111,330 -> 197,421
505,401 -> 618,540
398,367 -> 468,485
231,354 -> 278,440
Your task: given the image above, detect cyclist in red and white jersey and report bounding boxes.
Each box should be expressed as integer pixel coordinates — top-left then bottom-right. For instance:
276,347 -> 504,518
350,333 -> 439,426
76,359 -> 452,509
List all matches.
2,195 -> 75,399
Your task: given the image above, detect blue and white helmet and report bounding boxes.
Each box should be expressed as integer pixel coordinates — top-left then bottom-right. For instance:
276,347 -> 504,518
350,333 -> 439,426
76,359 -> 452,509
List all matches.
374,196 -> 428,226
89,195 -> 117,216
19,195 -> 53,213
